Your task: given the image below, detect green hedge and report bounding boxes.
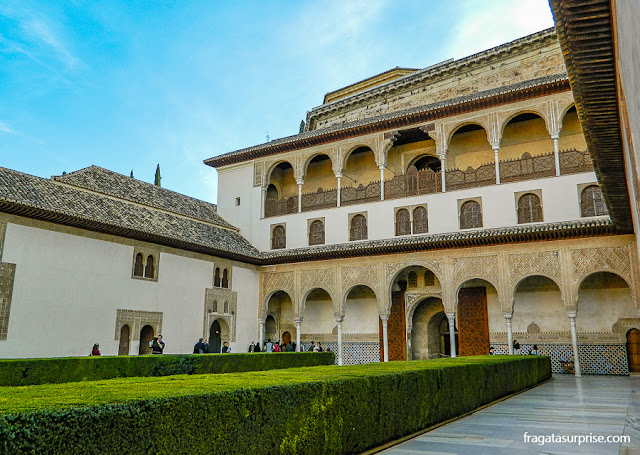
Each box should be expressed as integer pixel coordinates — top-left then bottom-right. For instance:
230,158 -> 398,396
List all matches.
0,356 -> 550,455
0,352 -> 334,387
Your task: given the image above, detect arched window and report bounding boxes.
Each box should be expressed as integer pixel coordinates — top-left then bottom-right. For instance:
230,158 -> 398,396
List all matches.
272,225 -> 286,249
424,270 -> 435,286
133,253 -> 144,277
517,193 -> 543,224
212,300 -> 218,312
350,214 -> 367,241
144,255 -> 155,279
223,301 -> 229,313
214,268 -> 221,287
222,269 -> 229,288
413,206 -> 428,234
459,201 -> 482,229
395,209 -> 411,236
309,220 -> 325,246
407,271 -> 417,288
581,185 -> 608,217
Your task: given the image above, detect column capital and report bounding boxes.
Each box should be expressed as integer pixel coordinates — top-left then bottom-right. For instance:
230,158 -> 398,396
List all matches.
335,316 -> 344,323
492,143 -> 501,151
566,311 -> 577,319
334,172 -> 343,179
296,178 -> 305,186
550,132 -> 560,140
294,318 -> 303,325
503,313 -> 513,320
380,314 -> 389,323
445,311 -> 455,319
437,150 -> 448,160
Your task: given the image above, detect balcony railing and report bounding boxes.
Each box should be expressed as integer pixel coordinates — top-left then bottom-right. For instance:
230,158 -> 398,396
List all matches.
263,149 -> 594,217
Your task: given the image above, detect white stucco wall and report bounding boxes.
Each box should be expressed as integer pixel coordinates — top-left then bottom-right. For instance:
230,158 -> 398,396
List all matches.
0,222 -> 259,358
216,162 -> 256,243
242,171 -> 603,251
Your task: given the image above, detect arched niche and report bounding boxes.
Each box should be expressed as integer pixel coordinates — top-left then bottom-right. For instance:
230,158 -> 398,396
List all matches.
301,288 -> 334,336
512,275 -> 565,333
558,105 -> 587,151
303,154 -> 335,191
576,271 -> 635,332
410,297 -> 447,360
500,112 -> 553,160
447,123 -> 492,171
343,146 -> 379,186
267,161 -> 297,199
343,285 -> 378,334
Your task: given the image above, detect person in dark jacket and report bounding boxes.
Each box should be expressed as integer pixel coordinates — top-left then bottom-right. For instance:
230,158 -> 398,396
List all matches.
193,338 -> 206,354
90,343 -> 101,356
222,341 -> 230,353
151,335 -> 165,354
253,343 -> 261,353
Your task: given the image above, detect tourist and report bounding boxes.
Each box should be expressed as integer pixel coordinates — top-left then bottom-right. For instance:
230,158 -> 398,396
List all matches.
193,337 -> 206,354
489,346 -> 495,355
531,344 -> 540,355
273,341 -> 280,352
248,341 -> 255,352
285,342 -> 294,352
254,342 -> 261,353
151,335 -> 165,354
309,341 -> 316,352
513,339 -> 521,355
317,343 -> 324,352
291,341 -> 296,352
265,338 -> 273,352
90,343 -> 101,356
313,342 -> 320,352
222,341 -> 230,353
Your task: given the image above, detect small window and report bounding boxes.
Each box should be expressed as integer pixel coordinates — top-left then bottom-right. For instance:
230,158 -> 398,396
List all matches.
214,268 -> 221,287
272,225 -> 286,249
424,270 -> 435,286
395,209 -> 411,236
212,300 -> 218,312
350,214 -> 367,241
144,255 -> 155,279
413,206 -> 428,234
407,271 -> 417,288
222,269 -> 229,288
517,193 -> 543,224
235,197 -> 241,206
134,253 -> 144,277
309,220 -> 325,246
581,185 -> 608,217
223,301 -> 229,314
460,201 -> 482,229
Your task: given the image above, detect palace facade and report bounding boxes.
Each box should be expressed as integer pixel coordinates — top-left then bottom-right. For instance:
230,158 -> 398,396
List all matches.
1,2 -> 639,376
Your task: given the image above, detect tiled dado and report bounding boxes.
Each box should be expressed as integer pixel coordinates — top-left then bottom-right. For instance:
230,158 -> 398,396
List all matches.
301,341 -> 381,365
491,343 -> 630,375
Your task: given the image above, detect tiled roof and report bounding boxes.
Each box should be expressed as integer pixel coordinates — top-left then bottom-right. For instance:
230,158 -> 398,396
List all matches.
262,218 -> 616,264
53,166 -> 236,230
205,72 -> 569,167
0,167 -> 260,262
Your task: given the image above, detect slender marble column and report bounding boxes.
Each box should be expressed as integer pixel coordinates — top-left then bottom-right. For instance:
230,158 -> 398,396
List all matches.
259,320 -> 264,352
446,312 -> 456,358
296,180 -> 304,213
439,154 -> 447,192
505,314 -> 513,355
552,133 -> 561,176
493,145 -> 501,184
335,173 -> 342,207
379,165 -> 385,200
381,316 -> 389,362
295,318 -> 302,352
568,312 -> 582,377
336,317 -> 344,366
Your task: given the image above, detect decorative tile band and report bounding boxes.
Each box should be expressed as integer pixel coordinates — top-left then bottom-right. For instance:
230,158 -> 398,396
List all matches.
302,341 -> 381,365
491,343 -> 629,375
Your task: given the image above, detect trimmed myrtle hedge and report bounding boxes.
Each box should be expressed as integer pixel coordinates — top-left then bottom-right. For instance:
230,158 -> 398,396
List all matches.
0,352 -> 334,387
0,356 -> 550,455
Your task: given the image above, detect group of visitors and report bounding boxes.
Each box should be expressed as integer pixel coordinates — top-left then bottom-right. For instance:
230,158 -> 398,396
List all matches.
249,339 -> 296,352
193,338 -> 230,353
489,340 -> 541,355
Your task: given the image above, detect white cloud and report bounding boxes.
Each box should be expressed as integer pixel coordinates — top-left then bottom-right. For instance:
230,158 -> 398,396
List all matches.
445,0 -> 554,59
0,120 -> 16,135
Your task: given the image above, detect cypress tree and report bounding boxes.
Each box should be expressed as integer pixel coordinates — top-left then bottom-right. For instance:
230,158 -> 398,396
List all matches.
154,164 -> 161,187
130,170 -> 134,178
299,120 -> 305,133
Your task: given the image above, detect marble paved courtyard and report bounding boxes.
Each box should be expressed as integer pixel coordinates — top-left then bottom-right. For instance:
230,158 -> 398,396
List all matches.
380,375 -> 640,455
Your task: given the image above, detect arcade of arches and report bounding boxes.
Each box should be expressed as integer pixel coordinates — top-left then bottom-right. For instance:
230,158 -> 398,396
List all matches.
259,235 -> 640,375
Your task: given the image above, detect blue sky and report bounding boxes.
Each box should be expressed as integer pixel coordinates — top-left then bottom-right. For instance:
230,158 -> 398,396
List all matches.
0,0 -> 554,203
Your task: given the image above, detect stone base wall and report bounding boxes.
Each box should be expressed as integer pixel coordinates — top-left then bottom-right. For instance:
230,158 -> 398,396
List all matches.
491,343 -> 629,375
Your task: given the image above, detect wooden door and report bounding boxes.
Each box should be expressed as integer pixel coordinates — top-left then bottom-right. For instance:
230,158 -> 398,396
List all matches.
627,329 -> 640,373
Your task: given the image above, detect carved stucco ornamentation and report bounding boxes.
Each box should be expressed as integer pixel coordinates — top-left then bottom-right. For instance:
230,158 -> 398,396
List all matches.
253,161 -> 264,187
262,271 -> 295,301
340,265 -> 378,296
508,250 -> 562,287
114,309 -> 163,341
0,262 -> 16,340
300,268 -> 335,299
451,256 -> 499,290
384,260 -> 443,284
571,246 -> 632,284
204,287 -> 237,342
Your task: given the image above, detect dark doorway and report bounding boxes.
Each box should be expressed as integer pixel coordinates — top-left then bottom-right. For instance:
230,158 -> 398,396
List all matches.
209,320 -> 222,353
118,324 -> 130,356
139,324 -> 154,355
439,315 -> 458,356
282,331 -> 291,345
627,328 -> 640,373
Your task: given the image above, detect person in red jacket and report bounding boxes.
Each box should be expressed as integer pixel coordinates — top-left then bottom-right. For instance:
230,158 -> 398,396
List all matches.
90,343 -> 101,356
